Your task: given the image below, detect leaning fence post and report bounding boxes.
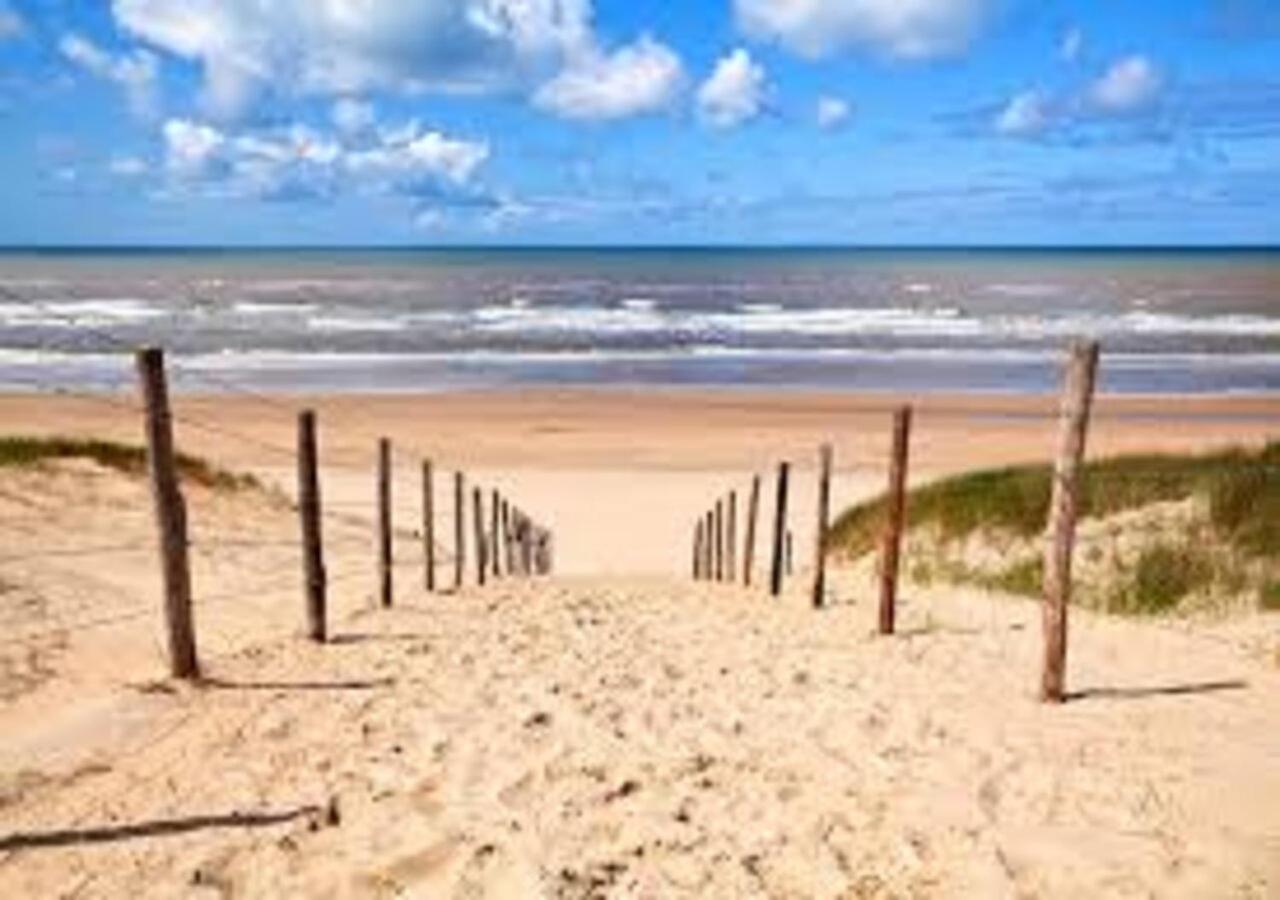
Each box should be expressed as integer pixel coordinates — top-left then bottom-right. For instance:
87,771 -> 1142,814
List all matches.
770,462 -> 790,597
423,459 -> 435,593
298,410 -> 326,642
473,487 -> 487,586
136,347 -> 199,679
879,407 -> 912,635
454,472 -> 465,590
812,443 -> 833,609
1041,341 -> 1100,704
377,438 -> 392,608
744,475 -> 760,585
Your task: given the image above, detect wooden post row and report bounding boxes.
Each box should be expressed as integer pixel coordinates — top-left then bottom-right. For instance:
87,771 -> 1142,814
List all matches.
377,438 -> 392,608
812,443 -> 832,609
298,410 -> 326,642
726,491 -> 737,584
136,348 -> 199,680
1041,341 -> 1100,704
770,462 -> 790,597
879,407 -> 912,635
491,489 -> 501,578
744,475 -> 760,586
714,499 -> 724,581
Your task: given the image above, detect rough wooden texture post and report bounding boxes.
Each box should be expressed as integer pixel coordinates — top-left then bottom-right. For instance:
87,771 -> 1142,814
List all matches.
473,487 -> 487,587
769,462 -> 790,597
423,460 -> 435,593
1041,341 -> 1100,704
878,407 -> 912,635
490,489 -> 502,578
811,444 -> 833,608
377,438 -> 392,608
703,510 -> 713,579
520,513 -> 532,576
298,410 -> 326,642
743,475 -> 760,585
453,472 -> 465,590
502,499 -> 513,575
714,499 -> 724,581
726,491 -> 737,584
695,520 -> 705,580
137,348 -> 199,679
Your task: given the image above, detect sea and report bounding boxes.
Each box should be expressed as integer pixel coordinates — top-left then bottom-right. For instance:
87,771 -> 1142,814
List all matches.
0,247 -> 1277,395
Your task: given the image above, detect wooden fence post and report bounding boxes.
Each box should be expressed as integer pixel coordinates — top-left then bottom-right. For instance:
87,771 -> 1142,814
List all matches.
812,444 -> 833,609
693,520 -> 703,580
423,460 -> 435,593
298,410 -> 326,642
727,491 -> 737,585
1041,341 -> 1100,704
879,407 -> 912,635
702,510 -> 713,580
502,499 -> 513,575
473,487 -> 487,586
491,489 -> 502,578
770,462 -> 790,597
377,438 -> 392,608
743,475 -> 760,585
136,347 -> 199,680
714,499 -> 724,581
454,472 -> 465,590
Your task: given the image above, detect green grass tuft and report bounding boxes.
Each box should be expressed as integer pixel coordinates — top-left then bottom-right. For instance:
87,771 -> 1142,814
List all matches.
1109,542 -> 1214,615
0,436 -> 261,492
1259,581 -> 1280,612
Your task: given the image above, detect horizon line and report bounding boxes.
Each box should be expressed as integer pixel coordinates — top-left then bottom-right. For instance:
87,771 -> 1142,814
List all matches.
0,243 -> 1277,253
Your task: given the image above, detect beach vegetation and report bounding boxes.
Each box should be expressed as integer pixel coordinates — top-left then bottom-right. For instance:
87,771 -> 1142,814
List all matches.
0,435 -> 261,492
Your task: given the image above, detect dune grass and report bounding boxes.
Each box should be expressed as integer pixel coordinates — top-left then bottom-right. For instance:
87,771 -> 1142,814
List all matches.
0,435 -> 261,492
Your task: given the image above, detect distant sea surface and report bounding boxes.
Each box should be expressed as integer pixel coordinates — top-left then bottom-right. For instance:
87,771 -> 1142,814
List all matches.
0,247 -> 1277,395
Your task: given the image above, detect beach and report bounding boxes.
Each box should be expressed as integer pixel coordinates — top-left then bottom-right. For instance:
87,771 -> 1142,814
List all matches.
1,386 -> 1278,896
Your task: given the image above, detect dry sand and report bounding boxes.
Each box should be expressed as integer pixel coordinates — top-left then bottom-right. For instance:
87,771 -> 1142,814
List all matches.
1,389 -> 1278,897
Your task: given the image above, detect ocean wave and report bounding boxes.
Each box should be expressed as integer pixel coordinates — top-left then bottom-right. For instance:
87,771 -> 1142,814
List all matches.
233,301 -> 320,315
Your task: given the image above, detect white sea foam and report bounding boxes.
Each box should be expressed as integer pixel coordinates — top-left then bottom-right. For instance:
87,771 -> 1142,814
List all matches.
308,316 -> 406,333
233,301 -> 319,315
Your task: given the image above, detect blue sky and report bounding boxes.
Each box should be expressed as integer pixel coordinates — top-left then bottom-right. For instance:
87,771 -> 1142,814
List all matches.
0,0 -> 1277,246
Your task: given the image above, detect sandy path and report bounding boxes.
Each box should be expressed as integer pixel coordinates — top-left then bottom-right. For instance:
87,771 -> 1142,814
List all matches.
2,573 -> 1278,898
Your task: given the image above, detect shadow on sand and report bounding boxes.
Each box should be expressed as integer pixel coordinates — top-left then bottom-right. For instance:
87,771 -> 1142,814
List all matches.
1068,679 -> 1247,702
0,806 -> 319,852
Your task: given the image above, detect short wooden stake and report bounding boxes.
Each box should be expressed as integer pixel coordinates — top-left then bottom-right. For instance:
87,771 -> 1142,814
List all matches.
377,438 -> 392,608
714,499 -> 724,581
453,472 -> 466,590
502,499 -> 513,575
726,491 -> 737,584
473,487 -> 487,587
490,489 -> 502,578
423,459 -> 435,593
136,347 -> 199,679
703,510 -> 713,579
769,462 -> 790,597
693,520 -> 703,579
812,444 -> 833,609
743,475 -> 760,585
298,410 -> 326,642
878,407 -> 912,635
1041,341 -> 1100,704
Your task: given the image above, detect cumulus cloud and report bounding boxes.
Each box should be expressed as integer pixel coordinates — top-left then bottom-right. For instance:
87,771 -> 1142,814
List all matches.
1089,55 -> 1163,113
60,33 -> 159,117
697,49 -> 767,129
994,89 -> 1051,136
736,0 -> 994,60
160,115 -> 489,209
109,0 -> 613,119
332,98 -> 376,136
533,36 -> 683,120
816,95 -> 852,129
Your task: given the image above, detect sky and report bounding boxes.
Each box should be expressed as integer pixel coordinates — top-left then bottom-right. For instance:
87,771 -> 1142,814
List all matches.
0,0 -> 1277,246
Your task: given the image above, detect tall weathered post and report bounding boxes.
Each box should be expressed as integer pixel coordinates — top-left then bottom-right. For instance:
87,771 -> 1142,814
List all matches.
136,348 -> 199,679
377,438 -> 392,608
1041,341 -> 1100,704
298,410 -> 326,642
726,491 -> 737,585
453,472 -> 465,590
769,462 -> 790,597
812,444 -> 833,609
473,487 -> 487,586
743,475 -> 760,585
423,459 -> 435,593
878,407 -> 912,635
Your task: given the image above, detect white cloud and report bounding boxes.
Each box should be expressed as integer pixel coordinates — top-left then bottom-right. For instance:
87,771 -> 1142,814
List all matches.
160,115 -> 489,205
332,98 -> 376,136
110,0 -> 596,118
0,6 -> 24,41
59,33 -> 159,117
697,49 -> 767,129
994,89 -> 1051,136
736,0 -> 993,60
109,155 -> 149,176
816,95 -> 852,129
534,36 -> 683,120
1089,55 -> 1162,113
1060,27 -> 1083,63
